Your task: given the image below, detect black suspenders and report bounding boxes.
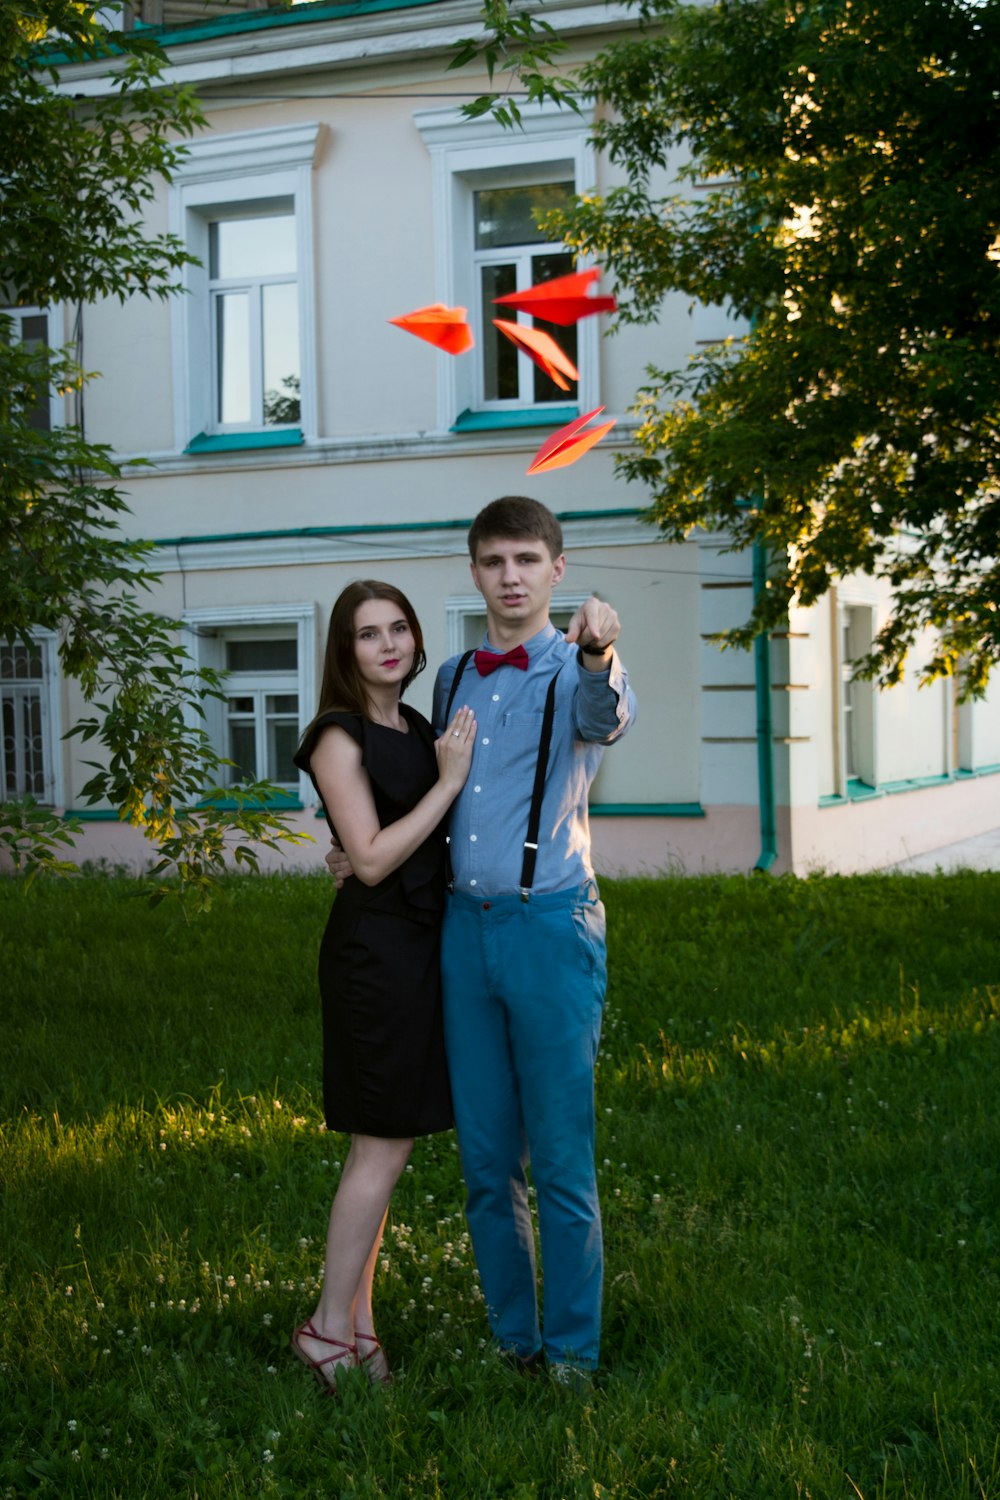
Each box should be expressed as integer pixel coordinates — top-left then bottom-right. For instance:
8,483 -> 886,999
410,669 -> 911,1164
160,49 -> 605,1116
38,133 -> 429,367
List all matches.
443,650 -> 563,902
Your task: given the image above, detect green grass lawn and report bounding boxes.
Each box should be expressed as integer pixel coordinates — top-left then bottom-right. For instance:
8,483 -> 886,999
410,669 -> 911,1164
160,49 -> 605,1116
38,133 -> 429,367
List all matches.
1,870 -> 997,1499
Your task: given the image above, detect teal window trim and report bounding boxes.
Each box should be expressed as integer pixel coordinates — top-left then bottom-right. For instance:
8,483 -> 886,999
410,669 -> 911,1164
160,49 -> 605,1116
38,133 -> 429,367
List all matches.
65,798 -> 305,820
451,406 -> 578,434
41,0 -> 447,59
879,773 -> 952,796
185,429 -> 304,455
199,794 -> 303,813
588,802 -> 706,818
818,767 -> 1000,809
150,507 -> 640,552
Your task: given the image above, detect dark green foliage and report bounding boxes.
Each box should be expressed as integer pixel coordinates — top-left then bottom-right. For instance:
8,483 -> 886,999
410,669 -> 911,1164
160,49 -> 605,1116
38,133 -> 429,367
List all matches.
565,0 -> 1000,693
0,3 -> 307,893
463,0 -> 1000,693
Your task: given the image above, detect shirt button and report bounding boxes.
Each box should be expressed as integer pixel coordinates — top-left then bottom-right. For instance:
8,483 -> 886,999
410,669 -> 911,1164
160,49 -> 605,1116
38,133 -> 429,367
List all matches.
492,693 -> 500,702
482,737 -> 490,745
473,785 -> 481,793
482,902 -> 491,911
470,879 -> 477,887
470,834 -> 477,843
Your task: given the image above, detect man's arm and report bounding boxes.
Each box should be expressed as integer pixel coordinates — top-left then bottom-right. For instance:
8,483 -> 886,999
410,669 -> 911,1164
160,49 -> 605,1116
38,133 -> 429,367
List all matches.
565,595 -> 636,744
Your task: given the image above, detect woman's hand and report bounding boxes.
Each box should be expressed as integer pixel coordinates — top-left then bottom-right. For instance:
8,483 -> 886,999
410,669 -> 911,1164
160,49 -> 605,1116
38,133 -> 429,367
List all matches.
435,705 -> 477,790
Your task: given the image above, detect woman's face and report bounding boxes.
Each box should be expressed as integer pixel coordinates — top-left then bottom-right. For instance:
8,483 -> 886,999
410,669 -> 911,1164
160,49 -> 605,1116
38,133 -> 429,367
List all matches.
352,597 -> 417,692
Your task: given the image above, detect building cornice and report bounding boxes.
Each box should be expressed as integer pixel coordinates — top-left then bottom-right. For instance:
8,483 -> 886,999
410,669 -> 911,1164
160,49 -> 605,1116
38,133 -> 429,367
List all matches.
55,0 -> 636,97
150,510 -> 658,573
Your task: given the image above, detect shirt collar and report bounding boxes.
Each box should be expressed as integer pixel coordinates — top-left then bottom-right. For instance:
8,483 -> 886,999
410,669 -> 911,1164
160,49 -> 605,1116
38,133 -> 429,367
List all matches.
478,621 -> 559,658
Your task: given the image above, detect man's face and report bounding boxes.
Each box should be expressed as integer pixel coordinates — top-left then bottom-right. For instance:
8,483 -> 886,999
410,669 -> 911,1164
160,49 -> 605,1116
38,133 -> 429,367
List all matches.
470,535 -> 566,635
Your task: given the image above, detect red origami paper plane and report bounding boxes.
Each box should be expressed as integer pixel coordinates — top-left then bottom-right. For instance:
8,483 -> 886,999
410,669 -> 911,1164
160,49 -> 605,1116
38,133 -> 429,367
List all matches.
493,267 -> 617,326
388,303 -> 474,355
491,319 -> 579,392
527,406 -> 616,475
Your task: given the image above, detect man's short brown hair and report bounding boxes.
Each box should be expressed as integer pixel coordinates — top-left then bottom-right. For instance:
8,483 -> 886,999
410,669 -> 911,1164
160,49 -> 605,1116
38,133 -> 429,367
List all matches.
467,496 -> 564,562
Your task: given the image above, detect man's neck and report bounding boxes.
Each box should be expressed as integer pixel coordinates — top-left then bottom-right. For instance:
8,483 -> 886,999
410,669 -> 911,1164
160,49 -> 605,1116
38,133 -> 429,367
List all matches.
485,614 -> 550,651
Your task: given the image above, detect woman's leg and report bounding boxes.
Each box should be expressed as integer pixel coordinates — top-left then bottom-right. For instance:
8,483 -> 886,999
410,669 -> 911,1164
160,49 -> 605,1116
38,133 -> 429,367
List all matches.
352,1206 -> 393,1383
295,1133 -> 412,1384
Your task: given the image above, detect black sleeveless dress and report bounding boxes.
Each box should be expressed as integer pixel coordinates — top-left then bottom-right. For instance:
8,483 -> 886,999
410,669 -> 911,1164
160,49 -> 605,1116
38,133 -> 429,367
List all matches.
293,706 -> 453,1137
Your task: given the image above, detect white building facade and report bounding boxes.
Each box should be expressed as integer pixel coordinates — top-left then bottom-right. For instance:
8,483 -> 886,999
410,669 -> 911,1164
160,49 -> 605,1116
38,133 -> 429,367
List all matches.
11,0 -> 1000,877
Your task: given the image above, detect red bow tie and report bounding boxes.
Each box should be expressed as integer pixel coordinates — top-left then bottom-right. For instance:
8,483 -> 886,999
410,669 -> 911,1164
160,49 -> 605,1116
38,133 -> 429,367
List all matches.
474,644 -> 530,676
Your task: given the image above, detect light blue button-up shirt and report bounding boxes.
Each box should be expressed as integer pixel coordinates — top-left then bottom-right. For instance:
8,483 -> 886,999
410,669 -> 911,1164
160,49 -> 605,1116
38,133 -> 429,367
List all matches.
432,623 -> 637,897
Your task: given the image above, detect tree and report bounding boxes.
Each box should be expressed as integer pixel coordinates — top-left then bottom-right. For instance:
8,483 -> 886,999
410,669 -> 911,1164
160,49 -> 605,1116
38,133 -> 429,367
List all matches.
1,0 -> 308,900
460,0 -> 1000,692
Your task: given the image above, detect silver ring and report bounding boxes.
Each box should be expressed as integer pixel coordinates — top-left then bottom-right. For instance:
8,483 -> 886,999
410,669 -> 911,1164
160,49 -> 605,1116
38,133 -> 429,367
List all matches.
452,730 -> 461,737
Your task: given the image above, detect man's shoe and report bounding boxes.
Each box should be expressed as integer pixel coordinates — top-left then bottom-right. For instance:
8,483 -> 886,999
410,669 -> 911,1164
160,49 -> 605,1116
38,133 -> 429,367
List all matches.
499,1347 -> 544,1375
548,1361 -> 594,1395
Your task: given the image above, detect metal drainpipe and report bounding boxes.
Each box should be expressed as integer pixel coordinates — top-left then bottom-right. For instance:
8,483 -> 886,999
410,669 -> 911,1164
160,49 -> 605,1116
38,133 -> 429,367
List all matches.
753,537 -> 778,872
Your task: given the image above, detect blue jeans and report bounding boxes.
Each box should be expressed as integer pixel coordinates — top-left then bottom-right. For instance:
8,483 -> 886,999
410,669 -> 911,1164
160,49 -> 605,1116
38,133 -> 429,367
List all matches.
441,882 -> 607,1369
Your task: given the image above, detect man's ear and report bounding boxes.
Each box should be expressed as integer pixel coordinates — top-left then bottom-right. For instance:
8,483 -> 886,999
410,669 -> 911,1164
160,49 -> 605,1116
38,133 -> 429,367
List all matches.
470,558 -> 483,594
551,553 -> 567,585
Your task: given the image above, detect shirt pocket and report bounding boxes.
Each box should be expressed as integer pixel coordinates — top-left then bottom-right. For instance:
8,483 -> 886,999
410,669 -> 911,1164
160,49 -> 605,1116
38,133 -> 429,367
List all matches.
500,711 -> 544,777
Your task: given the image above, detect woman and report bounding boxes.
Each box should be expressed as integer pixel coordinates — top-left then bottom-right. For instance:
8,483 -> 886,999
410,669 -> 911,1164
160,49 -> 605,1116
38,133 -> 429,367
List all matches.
291,580 -> 476,1393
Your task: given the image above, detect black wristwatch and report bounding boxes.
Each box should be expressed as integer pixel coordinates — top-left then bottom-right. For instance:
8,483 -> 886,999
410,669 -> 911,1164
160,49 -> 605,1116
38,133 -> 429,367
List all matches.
579,642 -> 611,657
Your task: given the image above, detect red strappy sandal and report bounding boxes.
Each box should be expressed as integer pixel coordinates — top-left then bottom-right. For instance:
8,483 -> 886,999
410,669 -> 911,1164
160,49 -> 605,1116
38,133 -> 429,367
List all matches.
291,1320 -> 358,1394
354,1329 -> 392,1386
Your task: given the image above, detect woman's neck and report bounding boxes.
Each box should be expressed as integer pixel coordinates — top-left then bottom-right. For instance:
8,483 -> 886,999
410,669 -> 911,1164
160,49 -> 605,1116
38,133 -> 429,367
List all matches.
365,686 -> 404,729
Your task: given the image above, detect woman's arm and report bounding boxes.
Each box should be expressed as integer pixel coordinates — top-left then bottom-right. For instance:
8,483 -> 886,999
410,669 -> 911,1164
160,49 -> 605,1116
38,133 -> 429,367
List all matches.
309,707 -> 476,887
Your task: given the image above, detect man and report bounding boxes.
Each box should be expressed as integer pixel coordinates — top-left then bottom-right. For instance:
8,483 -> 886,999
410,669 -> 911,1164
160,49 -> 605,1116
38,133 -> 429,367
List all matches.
437,493 -> 639,1386
331,495 -> 636,1384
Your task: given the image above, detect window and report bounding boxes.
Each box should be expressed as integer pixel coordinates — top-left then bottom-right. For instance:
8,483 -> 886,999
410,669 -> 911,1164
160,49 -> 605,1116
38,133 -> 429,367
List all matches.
209,210 -> 301,432
220,635 -> 299,790
168,124 -> 320,451
182,604 -> 317,804
2,306 -> 65,431
838,602 -> 876,791
415,101 -> 599,430
1,636 -> 62,804
474,181 -> 577,409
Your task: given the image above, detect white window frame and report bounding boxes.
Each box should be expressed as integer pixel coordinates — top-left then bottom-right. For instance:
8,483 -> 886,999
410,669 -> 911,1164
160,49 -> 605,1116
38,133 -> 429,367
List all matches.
181,603 -> 317,804
834,595 -> 878,794
471,177 -> 580,411
208,206 -> 301,433
168,124 -> 321,449
2,305 -> 66,431
0,630 -> 64,807
414,101 -> 600,430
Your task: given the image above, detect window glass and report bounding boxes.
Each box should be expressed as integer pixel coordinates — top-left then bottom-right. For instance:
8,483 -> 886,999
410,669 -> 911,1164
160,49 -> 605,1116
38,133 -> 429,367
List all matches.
216,293 -> 251,426
227,711 -> 257,782
531,250 -> 576,403
225,639 -> 297,673
266,696 -> 300,785
210,214 -> 297,279
262,282 -> 301,426
480,263 -> 518,401
474,183 -> 574,249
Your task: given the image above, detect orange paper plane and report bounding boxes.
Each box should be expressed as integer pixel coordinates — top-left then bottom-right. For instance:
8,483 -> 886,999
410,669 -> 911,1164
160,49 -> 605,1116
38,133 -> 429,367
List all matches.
493,267 -> 617,326
492,319 -> 579,392
527,407 -> 616,475
388,303 -> 474,355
